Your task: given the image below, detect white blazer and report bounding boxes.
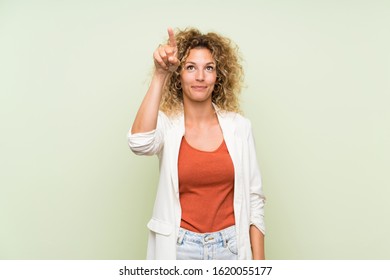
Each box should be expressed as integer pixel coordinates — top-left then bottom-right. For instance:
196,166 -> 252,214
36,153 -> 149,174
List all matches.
128,107 -> 265,259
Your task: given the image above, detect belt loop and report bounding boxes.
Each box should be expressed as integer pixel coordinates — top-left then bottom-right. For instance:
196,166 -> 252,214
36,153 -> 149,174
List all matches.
177,228 -> 185,245
221,230 -> 227,248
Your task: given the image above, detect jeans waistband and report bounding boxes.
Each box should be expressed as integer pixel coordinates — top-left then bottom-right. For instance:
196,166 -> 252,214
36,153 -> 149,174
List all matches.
177,225 -> 236,246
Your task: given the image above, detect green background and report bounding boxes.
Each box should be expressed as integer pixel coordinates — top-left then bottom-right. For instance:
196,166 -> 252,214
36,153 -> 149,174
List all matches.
1,0 -> 389,259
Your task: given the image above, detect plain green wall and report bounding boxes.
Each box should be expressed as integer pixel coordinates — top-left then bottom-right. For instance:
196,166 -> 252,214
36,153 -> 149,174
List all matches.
1,0 -> 389,259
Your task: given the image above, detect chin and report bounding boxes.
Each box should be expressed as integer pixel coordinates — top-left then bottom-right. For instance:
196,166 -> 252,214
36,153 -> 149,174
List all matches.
189,96 -> 212,103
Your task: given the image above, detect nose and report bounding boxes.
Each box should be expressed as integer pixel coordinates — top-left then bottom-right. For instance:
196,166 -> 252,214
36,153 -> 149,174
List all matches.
195,70 -> 205,81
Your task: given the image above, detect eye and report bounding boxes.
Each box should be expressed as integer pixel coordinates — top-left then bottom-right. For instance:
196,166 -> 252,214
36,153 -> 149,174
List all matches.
206,65 -> 214,72
186,65 -> 195,71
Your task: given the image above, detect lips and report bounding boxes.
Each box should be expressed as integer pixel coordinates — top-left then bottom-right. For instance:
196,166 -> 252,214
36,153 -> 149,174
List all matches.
191,86 -> 207,90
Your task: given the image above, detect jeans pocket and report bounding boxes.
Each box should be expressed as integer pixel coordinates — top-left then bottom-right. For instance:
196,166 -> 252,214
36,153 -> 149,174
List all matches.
226,236 -> 238,255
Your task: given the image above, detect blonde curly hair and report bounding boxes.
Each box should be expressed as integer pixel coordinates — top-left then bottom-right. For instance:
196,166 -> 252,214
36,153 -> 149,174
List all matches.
160,27 -> 243,115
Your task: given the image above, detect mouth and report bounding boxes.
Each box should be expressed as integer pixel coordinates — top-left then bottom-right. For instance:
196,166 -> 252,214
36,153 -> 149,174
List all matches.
191,86 -> 207,90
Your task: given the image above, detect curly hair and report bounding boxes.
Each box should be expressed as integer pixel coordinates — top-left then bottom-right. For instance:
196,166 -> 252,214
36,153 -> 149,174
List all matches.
160,27 -> 244,115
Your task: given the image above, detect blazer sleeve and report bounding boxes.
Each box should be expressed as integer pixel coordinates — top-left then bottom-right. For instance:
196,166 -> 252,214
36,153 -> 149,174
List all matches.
127,111 -> 169,156
247,120 -> 266,235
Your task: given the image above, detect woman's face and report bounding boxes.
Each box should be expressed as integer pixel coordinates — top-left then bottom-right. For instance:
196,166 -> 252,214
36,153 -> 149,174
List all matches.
180,48 -> 217,105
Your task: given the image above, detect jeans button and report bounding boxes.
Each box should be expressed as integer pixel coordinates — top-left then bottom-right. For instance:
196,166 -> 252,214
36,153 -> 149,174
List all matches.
204,235 -> 214,242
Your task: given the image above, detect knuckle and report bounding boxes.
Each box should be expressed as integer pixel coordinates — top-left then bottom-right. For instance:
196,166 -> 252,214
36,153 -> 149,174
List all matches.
166,47 -> 174,54
159,50 -> 167,59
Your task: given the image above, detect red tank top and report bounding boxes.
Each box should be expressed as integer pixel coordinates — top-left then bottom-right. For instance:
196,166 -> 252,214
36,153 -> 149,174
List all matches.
178,137 -> 235,233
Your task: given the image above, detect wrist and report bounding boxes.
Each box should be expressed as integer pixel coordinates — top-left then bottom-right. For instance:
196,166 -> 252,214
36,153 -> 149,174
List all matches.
153,68 -> 170,80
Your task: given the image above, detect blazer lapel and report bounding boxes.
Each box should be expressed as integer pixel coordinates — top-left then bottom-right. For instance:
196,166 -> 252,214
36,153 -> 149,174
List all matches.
217,110 -> 238,168
170,114 -> 185,197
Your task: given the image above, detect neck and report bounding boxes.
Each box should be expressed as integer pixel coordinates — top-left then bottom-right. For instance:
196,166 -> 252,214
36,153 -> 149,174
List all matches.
183,101 -> 216,126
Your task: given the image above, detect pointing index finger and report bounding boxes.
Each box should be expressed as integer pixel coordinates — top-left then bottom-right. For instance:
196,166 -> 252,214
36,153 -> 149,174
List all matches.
167,27 -> 177,48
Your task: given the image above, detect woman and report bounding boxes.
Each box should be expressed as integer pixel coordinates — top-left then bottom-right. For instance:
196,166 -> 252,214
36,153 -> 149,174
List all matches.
128,27 -> 265,260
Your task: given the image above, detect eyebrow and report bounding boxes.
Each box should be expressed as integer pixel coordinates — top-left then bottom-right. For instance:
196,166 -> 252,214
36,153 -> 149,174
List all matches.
185,61 -> 215,65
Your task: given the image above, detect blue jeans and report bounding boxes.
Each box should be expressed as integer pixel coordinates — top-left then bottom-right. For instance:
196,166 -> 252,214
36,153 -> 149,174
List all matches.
176,225 -> 238,260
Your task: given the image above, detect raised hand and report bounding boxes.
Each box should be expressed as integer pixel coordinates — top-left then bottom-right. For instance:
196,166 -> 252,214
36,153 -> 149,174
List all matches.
153,27 -> 179,73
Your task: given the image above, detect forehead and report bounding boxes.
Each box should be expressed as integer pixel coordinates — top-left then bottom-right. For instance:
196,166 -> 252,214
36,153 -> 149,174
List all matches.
185,48 -> 215,63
